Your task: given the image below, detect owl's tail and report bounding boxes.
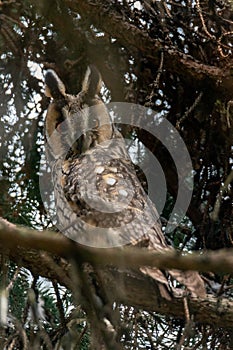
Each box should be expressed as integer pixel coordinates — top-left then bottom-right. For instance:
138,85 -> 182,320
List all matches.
140,266 -> 206,300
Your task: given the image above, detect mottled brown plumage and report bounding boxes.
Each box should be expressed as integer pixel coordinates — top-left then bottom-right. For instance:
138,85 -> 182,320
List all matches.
44,65 -> 206,300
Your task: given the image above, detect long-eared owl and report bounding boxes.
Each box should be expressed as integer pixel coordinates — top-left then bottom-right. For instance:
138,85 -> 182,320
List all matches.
44,65 -> 206,300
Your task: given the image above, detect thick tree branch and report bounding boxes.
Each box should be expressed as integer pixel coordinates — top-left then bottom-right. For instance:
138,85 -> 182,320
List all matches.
1,218 -> 233,328
102,270 -> 233,328
1,218 -> 233,274
61,0 -> 233,96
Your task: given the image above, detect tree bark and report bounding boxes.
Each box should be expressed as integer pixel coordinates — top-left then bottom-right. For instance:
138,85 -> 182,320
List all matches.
1,218 -> 233,329
62,0 -> 233,97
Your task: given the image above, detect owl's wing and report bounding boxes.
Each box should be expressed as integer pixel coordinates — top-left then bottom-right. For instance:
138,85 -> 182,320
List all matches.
53,139 -> 206,299
53,136 -> 163,248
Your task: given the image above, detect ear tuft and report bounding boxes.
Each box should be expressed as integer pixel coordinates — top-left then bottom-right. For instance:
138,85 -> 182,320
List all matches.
45,69 -> 66,99
82,65 -> 102,98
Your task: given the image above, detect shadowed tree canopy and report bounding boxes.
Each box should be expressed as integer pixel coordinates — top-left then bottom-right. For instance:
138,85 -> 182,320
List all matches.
0,0 -> 232,349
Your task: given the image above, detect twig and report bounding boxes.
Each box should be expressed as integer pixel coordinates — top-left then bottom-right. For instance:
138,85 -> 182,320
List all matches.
210,170 -> 233,221
53,281 -> 66,328
226,100 -> 233,128
217,274 -> 230,296
176,298 -> 194,350
6,266 -> 20,292
217,31 -> 233,58
196,0 -> 215,39
183,297 -> 190,322
176,91 -> 203,129
145,50 -> 164,107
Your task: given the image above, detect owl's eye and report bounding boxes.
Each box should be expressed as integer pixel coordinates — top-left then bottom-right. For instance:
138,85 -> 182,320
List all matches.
55,114 -> 65,132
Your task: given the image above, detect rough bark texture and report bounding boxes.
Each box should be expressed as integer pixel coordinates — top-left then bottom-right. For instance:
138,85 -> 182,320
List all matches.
1,218 -> 233,330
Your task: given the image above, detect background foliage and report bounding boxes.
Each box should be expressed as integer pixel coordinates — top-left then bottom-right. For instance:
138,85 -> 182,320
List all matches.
0,0 -> 232,348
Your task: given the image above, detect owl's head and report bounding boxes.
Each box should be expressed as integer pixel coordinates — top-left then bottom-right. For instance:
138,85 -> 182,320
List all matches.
44,65 -> 113,160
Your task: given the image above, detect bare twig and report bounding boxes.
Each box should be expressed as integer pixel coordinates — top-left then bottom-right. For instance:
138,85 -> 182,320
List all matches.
226,100 -> 233,128
217,31 -> 233,58
145,50 -> 164,107
210,170 -> 233,221
53,281 -> 66,328
176,91 -> 203,129
196,0 -> 215,39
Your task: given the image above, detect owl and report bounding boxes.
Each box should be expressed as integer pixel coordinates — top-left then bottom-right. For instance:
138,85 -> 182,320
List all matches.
44,64 -> 206,300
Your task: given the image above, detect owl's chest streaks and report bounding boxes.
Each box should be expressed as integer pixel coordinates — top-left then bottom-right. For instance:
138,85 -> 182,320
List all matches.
48,141 -> 166,248
61,154 -> 147,228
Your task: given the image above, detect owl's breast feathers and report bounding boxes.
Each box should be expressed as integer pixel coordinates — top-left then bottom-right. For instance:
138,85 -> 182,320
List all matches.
44,65 -> 206,300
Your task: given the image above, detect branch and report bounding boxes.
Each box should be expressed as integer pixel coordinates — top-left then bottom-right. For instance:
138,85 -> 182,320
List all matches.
100,270 -> 233,328
1,218 -> 233,328
61,0 -> 233,95
1,218 -> 233,274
